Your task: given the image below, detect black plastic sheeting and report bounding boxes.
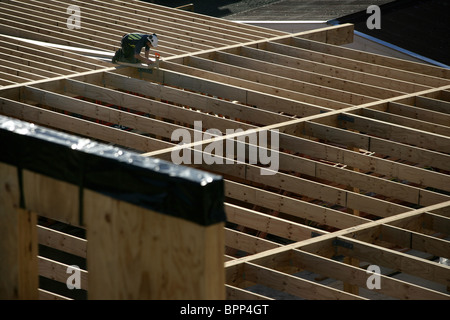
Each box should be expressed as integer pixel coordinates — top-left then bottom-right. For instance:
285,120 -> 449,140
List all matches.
0,115 -> 226,226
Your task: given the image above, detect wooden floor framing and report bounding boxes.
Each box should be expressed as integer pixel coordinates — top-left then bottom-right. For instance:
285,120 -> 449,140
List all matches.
1,0 -> 449,300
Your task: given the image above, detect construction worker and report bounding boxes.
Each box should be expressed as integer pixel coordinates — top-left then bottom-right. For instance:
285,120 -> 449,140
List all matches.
112,33 -> 158,64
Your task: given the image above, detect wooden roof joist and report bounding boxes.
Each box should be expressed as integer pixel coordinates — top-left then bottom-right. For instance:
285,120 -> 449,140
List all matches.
1,0 -> 449,300
5,88 -> 447,216
2,71 -> 448,195
261,40 -> 449,89
3,79 -> 448,201
175,56 -> 377,105
0,37 -> 108,70
128,65 -> 330,117
0,0 -> 229,50
226,249 -> 448,300
0,35 -> 111,87
281,36 -> 450,80
233,45 -> 422,95
311,112 -> 450,154
226,201 -> 450,299
0,0 -> 289,57
200,49 -> 404,99
161,60 -> 355,110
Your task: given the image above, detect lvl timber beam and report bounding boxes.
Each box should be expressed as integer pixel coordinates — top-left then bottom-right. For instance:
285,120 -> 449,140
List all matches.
353,224 -> 450,259
85,189 -> 225,299
260,41 -> 448,90
5,70 -> 445,216
8,0 -> 229,48
0,97 -> 172,153
335,236 -> 449,287
136,65 -> 450,152
0,10 -> 184,56
236,45 -> 419,95
0,59 -> 61,79
416,96 -> 450,114
333,112 -> 450,154
196,159 -> 411,219
224,180 -> 369,230
385,101 -> 450,127
286,36 -> 450,80
245,262 -> 364,300
225,200 -> 450,268
0,19 -> 113,53
0,2 -> 251,53
303,121 -> 450,171
226,285 -> 274,300
358,107 -> 450,136
162,60 -> 353,110
182,55 -> 376,105
0,1 -> 215,52
100,72 -> 292,126
225,228 -> 281,255
390,212 -> 450,235
80,72 -> 448,195
0,41 -> 94,74
226,262 -> 363,300
287,249 -> 449,300
8,80 -> 447,220
0,34 -> 110,68
243,248 -> 449,300
207,49 -> 403,99
225,202 -> 326,243
41,79 -> 255,133
131,65 -> 329,116
85,74 -> 449,198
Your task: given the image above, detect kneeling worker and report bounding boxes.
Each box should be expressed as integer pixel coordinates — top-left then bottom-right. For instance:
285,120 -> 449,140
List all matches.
112,33 -> 158,64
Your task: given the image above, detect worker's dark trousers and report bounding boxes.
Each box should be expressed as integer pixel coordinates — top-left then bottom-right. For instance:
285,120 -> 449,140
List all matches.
113,35 -> 138,63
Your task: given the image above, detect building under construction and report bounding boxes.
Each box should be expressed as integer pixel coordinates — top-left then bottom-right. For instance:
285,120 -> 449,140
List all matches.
0,0 -> 449,300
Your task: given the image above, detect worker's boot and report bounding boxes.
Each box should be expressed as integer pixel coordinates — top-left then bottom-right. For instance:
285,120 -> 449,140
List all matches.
112,48 -> 124,63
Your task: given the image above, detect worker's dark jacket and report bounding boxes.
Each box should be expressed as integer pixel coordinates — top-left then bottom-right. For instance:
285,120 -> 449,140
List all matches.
121,33 -> 151,60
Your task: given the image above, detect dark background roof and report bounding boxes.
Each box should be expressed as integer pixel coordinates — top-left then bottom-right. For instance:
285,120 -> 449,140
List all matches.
144,0 -> 393,20
221,0 -> 394,21
143,0 -> 449,66
331,0 -> 450,66
143,0 -> 280,17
